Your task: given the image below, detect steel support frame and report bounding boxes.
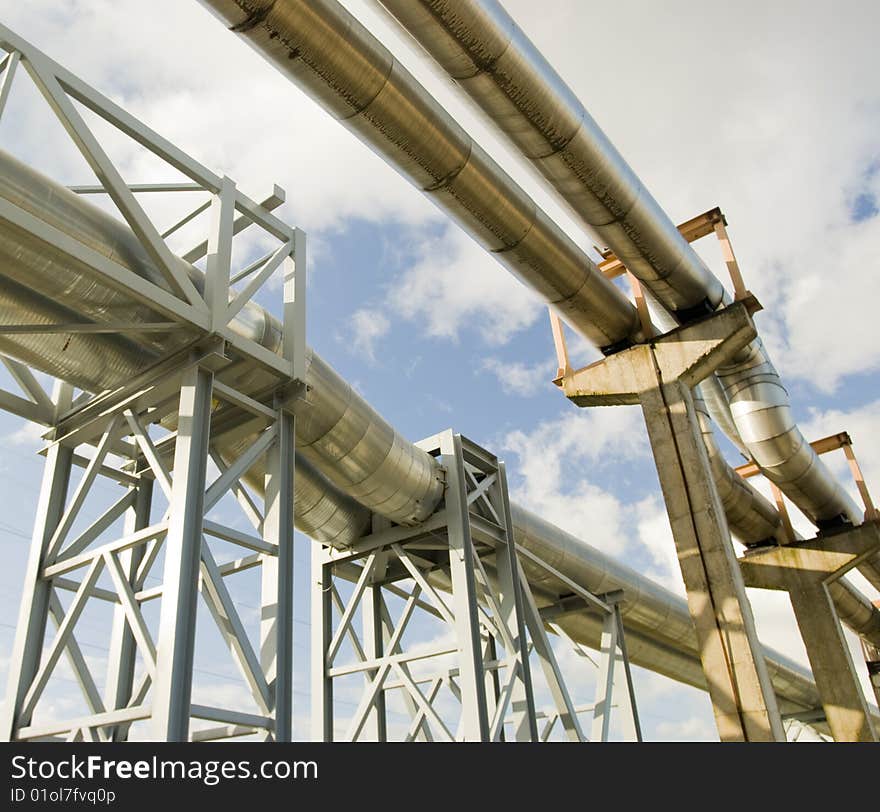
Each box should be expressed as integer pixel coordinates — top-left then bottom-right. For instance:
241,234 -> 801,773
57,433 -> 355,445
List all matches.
0,23 -> 305,385
522,541 -> 642,743
312,431 -> 540,742
0,350 -> 300,742
0,29 -> 306,740
561,303 -> 785,742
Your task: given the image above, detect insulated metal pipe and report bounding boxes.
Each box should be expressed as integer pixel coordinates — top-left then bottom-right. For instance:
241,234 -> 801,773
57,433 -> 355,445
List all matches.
196,0 -> 644,354
372,0 -> 864,532
1,148 -> 868,711
0,150 -> 442,530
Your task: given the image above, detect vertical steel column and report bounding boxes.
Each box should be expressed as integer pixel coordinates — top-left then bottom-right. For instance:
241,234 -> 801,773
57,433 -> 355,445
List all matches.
493,460 -> 538,742
518,575 -> 586,742
262,408 -> 296,741
151,365 -> 213,742
311,544 -> 334,742
361,578 -> 388,742
104,479 -> 153,741
591,609 -> 619,742
0,385 -> 73,740
483,635 -> 501,739
589,595 -> 642,742
440,432 -> 491,742
611,602 -> 643,742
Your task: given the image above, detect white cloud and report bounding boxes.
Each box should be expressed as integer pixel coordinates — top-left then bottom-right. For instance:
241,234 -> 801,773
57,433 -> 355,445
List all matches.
633,495 -> 684,595
4,421 -> 47,447
388,226 -> 544,345
502,407 -> 647,555
801,399 -> 880,508
492,0 -> 880,392
346,308 -> 391,363
480,358 -> 556,397
654,714 -> 718,742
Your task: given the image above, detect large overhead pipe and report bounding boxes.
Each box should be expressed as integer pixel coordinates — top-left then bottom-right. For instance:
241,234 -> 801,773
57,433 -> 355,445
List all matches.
0,148 -> 862,717
370,0 -> 864,534
198,0 -> 643,354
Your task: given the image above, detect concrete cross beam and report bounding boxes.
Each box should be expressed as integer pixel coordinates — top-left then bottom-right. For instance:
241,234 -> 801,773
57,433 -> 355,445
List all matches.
740,522 -> 880,742
562,300 -> 757,407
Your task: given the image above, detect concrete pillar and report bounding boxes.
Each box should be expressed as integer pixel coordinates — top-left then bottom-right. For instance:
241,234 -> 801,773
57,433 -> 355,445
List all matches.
639,376 -> 783,741
741,525 -> 880,742
563,303 -> 784,741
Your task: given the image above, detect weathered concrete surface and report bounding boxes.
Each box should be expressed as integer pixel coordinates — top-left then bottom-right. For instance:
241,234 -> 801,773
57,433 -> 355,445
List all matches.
741,523 -> 880,742
563,305 -> 784,741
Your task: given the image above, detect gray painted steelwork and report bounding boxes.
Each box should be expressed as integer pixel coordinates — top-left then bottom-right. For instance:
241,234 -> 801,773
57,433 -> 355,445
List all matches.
369,0 -> 862,531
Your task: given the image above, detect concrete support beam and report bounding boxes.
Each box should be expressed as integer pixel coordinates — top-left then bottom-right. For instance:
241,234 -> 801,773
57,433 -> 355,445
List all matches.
563,303 -> 784,742
740,523 -> 880,742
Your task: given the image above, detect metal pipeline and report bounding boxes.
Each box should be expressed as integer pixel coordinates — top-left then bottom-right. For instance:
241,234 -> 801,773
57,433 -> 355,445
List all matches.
196,0 -> 644,354
0,151 -> 442,530
371,0 -> 864,533
0,148 -> 859,714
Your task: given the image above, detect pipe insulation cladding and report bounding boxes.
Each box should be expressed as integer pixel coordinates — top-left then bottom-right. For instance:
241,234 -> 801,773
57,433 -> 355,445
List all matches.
197,0 -> 646,354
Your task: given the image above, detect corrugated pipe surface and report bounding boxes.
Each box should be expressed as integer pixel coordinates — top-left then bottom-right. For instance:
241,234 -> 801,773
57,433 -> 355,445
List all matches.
198,0 -> 644,353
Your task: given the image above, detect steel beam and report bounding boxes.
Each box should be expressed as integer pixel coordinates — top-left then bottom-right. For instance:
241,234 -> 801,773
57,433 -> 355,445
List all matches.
262,408 -> 296,741
312,432 -> 554,742
150,365 -> 213,741
104,479 -> 153,741
441,432 -> 491,741
1,383 -> 73,740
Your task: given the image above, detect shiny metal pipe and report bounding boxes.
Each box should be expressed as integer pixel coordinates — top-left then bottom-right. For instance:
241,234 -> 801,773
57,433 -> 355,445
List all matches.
196,0 -> 644,353
373,0 -> 864,533
373,0 -> 723,317
694,392 -> 785,545
0,150 -> 442,530
1,149 -> 864,712
196,0 -> 877,609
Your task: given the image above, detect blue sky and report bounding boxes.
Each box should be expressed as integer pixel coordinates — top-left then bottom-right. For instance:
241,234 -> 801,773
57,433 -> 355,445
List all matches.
0,0 -> 878,741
